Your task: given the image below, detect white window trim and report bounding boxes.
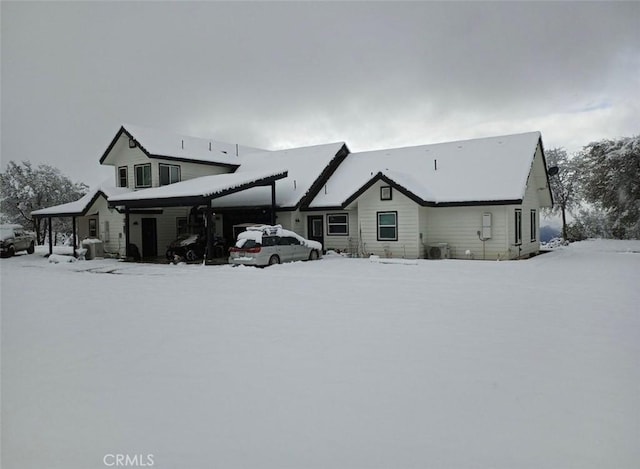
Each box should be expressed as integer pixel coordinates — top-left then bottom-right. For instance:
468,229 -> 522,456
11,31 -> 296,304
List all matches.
327,213 -> 349,236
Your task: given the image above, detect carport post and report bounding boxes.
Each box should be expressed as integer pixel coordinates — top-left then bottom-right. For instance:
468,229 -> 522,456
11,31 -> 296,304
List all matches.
270,181 -> 276,225
48,217 -> 53,256
205,205 -> 214,261
124,207 -> 130,258
72,216 -> 77,257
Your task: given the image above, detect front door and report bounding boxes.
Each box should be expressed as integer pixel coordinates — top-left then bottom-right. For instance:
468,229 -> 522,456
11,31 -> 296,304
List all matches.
307,216 -> 324,248
141,218 -> 157,258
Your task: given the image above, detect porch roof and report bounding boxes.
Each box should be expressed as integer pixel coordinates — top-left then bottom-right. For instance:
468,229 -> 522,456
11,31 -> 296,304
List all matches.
31,185 -> 131,218
108,168 -> 288,208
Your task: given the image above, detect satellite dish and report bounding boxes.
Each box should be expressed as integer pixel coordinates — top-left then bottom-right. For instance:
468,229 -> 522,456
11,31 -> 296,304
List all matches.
548,166 -> 559,176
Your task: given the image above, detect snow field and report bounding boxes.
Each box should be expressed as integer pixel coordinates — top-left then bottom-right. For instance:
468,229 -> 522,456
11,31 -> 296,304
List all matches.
1,240 -> 639,468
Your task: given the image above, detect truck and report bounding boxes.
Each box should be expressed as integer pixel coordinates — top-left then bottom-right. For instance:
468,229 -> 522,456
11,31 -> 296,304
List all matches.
0,224 -> 36,257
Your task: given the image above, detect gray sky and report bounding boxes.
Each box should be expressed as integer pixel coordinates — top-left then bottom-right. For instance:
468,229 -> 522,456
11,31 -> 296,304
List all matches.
2,1 -> 638,187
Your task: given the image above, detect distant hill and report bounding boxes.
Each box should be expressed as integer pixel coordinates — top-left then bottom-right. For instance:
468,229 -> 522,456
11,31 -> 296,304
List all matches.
540,225 -> 561,242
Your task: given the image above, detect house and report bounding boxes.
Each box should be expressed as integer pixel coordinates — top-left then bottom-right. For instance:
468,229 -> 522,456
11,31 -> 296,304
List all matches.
32,125 -> 553,260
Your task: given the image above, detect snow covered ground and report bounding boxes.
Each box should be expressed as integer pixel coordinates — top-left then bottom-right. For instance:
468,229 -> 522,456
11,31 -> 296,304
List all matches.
2,240 -> 639,469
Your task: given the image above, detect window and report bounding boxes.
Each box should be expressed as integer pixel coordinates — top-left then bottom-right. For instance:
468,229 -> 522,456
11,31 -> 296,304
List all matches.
176,217 -> 188,236
530,209 -> 537,242
159,164 -> 180,186
380,186 -> 392,200
327,213 -> 349,236
135,164 -> 151,188
89,219 -> 97,238
118,166 -> 128,187
514,209 -> 522,244
377,211 -> 398,241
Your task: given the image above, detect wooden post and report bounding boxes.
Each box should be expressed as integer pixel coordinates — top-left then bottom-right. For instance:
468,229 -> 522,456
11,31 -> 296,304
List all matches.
125,207 -> 130,258
205,205 -> 214,261
271,181 -> 276,225
72,216 -> 77,257
48,217 -> 53,256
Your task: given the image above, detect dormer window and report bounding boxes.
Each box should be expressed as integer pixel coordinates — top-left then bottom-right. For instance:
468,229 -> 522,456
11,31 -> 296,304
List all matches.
159,164 -> 180,186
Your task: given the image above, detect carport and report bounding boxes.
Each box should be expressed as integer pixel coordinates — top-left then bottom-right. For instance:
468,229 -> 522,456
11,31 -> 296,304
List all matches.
108,169 -> 288,260
31,189 -> 115,257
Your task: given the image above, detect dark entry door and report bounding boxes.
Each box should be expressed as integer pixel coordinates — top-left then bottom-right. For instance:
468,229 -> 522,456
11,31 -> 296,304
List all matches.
307,216 -> 324,248
141,218 -> 157,258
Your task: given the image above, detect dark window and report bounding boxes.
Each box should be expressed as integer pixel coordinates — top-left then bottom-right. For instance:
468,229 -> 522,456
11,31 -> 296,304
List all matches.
377,211 -> 398,241
262,236 -> 277,247
159,164 -> 180,186
176,217 -> 188,236
327,213 -> 348,236
530,209 -> 537,242
135,164 -> 151,188
380,186 -> 392,200
515,209 -> 522,244
89,219 -> 97,238
118,166 -> 128,188
278,236 -> 300,246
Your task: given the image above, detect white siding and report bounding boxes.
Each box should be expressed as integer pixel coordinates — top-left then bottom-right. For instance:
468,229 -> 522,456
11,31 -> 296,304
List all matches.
106,133 -> 233,190
355,181 -> 420,258
421,205 -> 510,260
300,210 -> 358,253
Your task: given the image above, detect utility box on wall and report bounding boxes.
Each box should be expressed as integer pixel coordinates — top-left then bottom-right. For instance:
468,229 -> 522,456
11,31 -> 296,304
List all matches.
482,213 -> 492,239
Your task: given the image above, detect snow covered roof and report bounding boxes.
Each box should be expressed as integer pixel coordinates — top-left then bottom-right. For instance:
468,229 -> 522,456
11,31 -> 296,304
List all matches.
210,142 -> 348,209
308,131 -> 544,208
108,169 -> 288,208
100,124 -> 267,167
31,183 -> 131,217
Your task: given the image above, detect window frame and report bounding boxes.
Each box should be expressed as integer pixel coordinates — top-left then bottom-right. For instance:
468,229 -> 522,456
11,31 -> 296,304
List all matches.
134,163 -> 152,188
88,218 -> 97,238
514,209 -> 522,245
159,163 -> 181,186
380,185 -> 393,201
176,217 -> 188,236
327,213 -> 349,236
118,166 -> 128,188
377,211 -> 398,241
530,209 -> 537,242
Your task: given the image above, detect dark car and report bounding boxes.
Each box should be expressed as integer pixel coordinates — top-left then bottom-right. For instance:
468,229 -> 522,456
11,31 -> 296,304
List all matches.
166,233 -> 225,261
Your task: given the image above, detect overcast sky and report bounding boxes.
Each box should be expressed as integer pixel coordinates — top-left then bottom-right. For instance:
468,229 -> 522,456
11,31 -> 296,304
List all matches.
2,1 -> 638,187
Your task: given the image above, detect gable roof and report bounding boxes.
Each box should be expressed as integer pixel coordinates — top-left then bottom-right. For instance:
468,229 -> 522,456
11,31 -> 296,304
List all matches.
31,183 -> 131,218
210,142 -> 349,209
99,124 -> 267,167
307,131 -> 547,208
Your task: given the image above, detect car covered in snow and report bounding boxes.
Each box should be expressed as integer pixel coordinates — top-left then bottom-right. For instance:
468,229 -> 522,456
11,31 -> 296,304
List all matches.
228,225 -> 322,267
166,233 -> 225,261
0,224 -> 36,257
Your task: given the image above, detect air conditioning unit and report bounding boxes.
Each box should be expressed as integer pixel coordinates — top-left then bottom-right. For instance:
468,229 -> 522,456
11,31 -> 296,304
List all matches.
428,243 -> 450,259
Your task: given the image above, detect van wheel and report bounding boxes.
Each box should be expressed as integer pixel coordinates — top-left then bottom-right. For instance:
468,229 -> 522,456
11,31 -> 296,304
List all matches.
268,255 -> 280,265
7,245 -> 15,257
27,242 -> 35,254
309,250 -> 319,260
185,249 -> 198,261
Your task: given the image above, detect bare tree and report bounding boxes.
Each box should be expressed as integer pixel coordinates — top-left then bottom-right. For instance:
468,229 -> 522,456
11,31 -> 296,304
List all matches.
0,161 -> 88,243
544,147 -> 581,240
